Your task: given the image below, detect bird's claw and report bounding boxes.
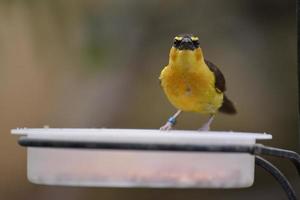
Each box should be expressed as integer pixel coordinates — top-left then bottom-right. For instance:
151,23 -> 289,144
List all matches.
160,122 -> 173,131
198,124 -> 210,132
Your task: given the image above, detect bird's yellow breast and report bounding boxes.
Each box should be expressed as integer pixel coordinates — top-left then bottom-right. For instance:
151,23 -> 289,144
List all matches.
160,48 -> 223,114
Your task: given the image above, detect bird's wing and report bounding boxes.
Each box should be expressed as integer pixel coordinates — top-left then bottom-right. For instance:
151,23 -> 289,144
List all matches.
205,59 -> 237,114
204,59 -> 226,93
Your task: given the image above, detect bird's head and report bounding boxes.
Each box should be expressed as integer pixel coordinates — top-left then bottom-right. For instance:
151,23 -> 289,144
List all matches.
173,34 -> 200,51
169,34 -> 203,65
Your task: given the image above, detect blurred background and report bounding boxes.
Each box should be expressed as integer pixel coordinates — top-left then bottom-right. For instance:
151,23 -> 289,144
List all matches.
1,0 -> 299,199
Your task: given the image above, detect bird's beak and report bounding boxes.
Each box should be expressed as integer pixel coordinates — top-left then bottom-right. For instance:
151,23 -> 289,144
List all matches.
178,38 -> 195,51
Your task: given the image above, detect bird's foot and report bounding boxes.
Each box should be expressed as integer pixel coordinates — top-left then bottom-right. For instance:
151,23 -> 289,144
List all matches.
198,124 -> 210,132
160,122 -> 174,131
198,115 -> 214,132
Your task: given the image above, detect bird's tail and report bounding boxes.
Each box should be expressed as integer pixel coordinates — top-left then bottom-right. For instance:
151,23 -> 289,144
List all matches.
219,95 -> 237,114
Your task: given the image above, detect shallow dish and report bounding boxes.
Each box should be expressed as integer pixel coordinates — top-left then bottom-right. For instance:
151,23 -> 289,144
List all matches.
11,128 -> 272,188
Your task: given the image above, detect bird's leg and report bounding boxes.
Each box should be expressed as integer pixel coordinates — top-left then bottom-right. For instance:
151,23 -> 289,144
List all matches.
160,110 -> 182,131
198,115 -> 215,131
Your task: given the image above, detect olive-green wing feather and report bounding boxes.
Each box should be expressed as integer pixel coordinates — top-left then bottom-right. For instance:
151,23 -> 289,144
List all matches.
205,59 -> 237,114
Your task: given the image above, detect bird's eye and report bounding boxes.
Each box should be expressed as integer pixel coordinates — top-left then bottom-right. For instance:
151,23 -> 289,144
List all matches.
173,39 -> 180,47
193,40 -> 200,48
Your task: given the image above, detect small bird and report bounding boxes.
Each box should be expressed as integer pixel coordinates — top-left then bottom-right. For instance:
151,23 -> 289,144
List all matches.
159,34 -> 236,131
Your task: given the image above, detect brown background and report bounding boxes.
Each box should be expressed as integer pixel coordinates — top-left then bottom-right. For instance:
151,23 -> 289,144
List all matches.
0,0 -> 299,199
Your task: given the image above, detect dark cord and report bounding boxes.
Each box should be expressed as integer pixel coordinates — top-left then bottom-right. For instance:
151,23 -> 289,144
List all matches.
255,156 -> 297,200
254,145 -> 300,176
18,137 -> 300,175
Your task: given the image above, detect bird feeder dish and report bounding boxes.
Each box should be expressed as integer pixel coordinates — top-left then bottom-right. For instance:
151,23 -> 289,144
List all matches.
11,128 -> 272,188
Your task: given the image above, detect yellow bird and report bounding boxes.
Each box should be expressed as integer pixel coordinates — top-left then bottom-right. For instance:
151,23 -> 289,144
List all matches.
159,34 -> 236,131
